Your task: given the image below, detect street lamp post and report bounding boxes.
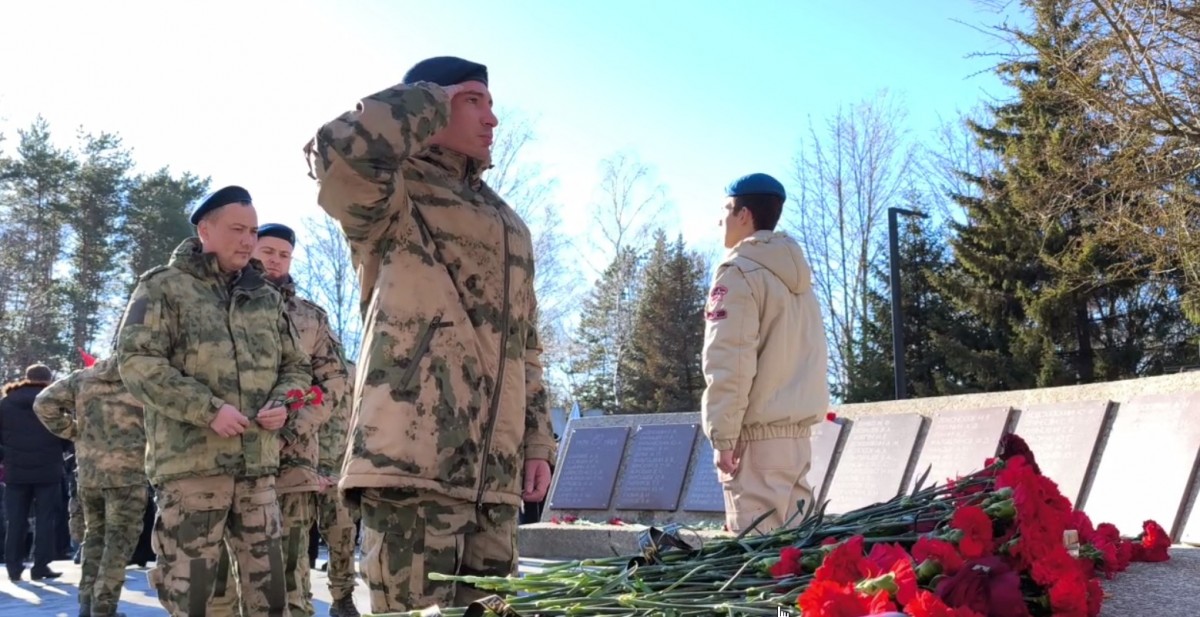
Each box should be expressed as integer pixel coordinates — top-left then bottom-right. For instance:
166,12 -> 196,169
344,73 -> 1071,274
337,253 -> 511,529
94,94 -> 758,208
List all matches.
888,207 -> 929,401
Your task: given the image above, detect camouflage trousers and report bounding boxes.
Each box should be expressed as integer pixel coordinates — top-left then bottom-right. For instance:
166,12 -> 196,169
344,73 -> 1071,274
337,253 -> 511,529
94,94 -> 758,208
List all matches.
79,484 -> 148,617
359,488 -> 518,614
69,490 -> 85,545
212,491 -> 316,617
148,474 -> 288,617
316,488 -> 360,601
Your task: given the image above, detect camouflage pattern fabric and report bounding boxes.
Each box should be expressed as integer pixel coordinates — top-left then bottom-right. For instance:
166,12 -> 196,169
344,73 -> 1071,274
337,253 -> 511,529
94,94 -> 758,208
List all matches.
79,484 -> 148,617
316,487 -> 360,601
116,237 -> 312,485
32,357 -> 147,490
317,361 -> 353,490
358,488 -> 517,612
305,79 -> 555,504
212,490 -> 317,617
68,487 -> 84,545
150,475 -> 288,617
276,277 -> 346,495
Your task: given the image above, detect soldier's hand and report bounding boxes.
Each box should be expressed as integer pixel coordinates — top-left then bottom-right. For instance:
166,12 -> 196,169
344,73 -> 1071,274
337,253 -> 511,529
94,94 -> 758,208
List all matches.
522,458 -> 552,502
256,406 -> 288,431
210,405 -> 250,438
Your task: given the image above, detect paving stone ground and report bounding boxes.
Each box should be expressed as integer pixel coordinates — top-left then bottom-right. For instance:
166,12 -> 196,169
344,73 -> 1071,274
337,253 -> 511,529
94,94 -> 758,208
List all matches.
1,547 -> 1195,615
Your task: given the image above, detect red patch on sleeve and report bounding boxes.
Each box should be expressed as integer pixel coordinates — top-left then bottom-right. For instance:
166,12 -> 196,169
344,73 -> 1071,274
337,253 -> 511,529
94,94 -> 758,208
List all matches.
706,309 -> 727,321
710,285 -> 728,299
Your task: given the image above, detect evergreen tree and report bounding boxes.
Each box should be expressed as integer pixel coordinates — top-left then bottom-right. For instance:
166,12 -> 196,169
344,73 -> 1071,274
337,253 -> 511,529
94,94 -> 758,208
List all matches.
568,247 -> 642,413
66,131 -> 133,355
624,230 -> 707,413
845,212 -> 978,402
934,0 -> 1193,389
121,167 -> 208,289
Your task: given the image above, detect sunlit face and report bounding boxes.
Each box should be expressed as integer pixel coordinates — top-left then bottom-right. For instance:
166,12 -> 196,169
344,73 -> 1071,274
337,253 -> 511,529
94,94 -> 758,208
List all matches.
429,80 -> 498,161
197,203 -> 258,272
253,236 -> 294,282
720,199 -> 755,249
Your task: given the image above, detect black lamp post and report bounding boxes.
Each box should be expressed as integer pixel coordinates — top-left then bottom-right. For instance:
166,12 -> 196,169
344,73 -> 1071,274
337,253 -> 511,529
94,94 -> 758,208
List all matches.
888,207 -> 929,400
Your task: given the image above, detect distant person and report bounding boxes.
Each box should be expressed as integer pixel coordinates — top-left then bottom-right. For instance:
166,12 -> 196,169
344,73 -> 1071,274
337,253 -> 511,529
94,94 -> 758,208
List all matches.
34,356 -> 148,617
0,364 -> 68,581
700,173 -> 831,535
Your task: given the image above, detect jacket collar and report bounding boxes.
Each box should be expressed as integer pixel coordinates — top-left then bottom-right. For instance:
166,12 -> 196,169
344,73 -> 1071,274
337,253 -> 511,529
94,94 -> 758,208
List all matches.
169,238 -> 269,292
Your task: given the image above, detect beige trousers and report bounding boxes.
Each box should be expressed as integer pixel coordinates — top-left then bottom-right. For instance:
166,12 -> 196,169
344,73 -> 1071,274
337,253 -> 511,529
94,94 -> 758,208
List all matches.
719,436 -> 813,534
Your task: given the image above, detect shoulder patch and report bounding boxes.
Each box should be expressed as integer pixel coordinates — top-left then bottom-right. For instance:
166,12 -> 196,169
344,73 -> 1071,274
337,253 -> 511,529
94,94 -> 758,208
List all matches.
710,285 -> 728,300
705,309 -> 728,322
120,296 -> 150,327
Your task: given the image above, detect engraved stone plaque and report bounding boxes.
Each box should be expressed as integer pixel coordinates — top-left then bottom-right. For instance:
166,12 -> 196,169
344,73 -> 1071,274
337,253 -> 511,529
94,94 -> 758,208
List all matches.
809,419 -> 845,504
1012,400 -> 1113,505
682,435 -> 725,512
614,423 -> 699,511
823,414 -> 925,514
910,406 -> 1013,492
1089,392 -> 1200,541
546,426 -> 630,510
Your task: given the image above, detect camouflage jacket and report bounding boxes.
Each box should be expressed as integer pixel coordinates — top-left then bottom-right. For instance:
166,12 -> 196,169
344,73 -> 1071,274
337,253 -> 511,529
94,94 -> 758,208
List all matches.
117,238 -> 313,485
304,80 -> 556,508
318,361 -> 354,477
32,358 -> 147,489
275,276 -> 347,494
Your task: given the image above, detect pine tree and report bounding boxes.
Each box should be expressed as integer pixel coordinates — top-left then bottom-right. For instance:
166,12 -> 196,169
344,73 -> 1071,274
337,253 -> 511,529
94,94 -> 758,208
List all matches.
623,230 -> 708,413
66,131 -> 133,355
121,167 -> 209,290
568,247 -> 642,413
0,117 -> 77,374
845,211 -> 980,402
934,0 -> 1190,389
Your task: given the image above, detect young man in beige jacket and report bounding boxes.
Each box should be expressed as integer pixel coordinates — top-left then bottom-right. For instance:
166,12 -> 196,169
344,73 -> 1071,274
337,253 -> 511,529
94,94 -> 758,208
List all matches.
701,172 -> 831,535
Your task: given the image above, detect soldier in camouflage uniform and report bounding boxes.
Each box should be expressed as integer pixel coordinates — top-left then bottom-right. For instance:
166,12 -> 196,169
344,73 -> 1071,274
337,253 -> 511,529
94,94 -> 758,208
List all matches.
304,56 -> 556,613
210,223 -> 348,617
33,357 -> 147,617
116,185 -> 312,617
315,359 -> 361,617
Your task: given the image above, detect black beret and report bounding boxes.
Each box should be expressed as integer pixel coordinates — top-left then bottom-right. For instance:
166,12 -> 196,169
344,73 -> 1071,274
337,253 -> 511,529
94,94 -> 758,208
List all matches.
190,185 -> 252,225
402,56 -> 488,87
257,223 -> 296,247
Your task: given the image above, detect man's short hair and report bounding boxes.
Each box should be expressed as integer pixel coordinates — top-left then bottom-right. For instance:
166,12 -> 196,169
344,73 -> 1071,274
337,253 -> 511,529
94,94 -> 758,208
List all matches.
25,364 -> 52,382
733,194 -> 785,232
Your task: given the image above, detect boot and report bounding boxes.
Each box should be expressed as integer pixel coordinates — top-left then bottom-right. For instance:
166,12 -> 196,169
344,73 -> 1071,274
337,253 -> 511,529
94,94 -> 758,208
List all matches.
329,595 -> 360,617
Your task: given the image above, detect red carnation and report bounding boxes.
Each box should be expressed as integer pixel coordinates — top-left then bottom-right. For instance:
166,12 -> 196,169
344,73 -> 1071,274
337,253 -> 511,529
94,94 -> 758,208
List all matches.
867,542 -> 911,572
826,412 -> 838,422
951,506 -> 994,559
1069,510 -> 1096,544
935,556 -> 1030,617
905,590 -> 986,617
797,580 -> 894,617
914,537 -> 965,576
998,433 -> 1041,475
771,546 -> 805,578
1086,578 -> 1103,617
815,536 -> 873,585
1130,519 -> 1171,562
311,385 -> 325,406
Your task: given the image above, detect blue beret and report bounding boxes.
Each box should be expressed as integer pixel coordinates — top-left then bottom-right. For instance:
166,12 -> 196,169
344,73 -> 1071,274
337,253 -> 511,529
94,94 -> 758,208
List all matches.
257,223 -> 296,247
402,56 -> 488,87
190,185 -> 252,225
725,173 -> 787,202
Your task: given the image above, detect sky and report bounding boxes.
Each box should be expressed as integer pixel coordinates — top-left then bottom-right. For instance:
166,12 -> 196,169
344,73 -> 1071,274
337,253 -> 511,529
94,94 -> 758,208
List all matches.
0,0 -> 1020,279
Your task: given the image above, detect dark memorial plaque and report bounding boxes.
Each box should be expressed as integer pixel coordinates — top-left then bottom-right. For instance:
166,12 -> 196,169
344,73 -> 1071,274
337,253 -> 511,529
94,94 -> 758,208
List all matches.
614,423 -> 700,511
909,407 -> 1012,492
824,414 -> 924,514
682,436 -> 724,512
809,419 -> 845,504
1013,400 -> 1112,505
547,426 -> 630,510
1089,392 -> 1200,541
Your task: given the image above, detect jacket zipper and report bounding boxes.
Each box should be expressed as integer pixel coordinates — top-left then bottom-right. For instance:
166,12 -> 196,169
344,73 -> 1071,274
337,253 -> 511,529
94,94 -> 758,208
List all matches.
398,315 -> 451,390
475,213 -> 512,509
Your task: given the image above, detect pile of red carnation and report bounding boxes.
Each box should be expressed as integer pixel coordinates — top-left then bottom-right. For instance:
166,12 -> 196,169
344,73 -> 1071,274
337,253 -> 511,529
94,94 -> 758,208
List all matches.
767,435 -> 1171,617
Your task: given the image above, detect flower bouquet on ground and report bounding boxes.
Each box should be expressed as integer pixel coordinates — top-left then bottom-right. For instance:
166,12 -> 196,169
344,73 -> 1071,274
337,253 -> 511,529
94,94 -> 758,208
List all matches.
382,434 -> 1172,617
